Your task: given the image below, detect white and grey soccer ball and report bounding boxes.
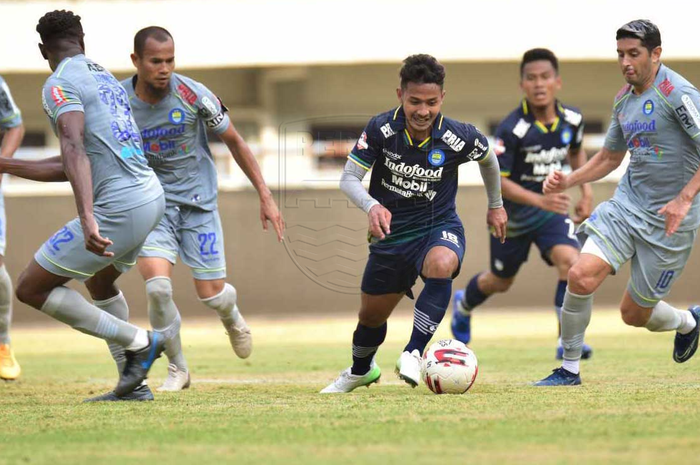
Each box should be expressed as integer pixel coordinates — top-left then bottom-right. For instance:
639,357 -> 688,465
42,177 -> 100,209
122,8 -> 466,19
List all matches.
421,339 -> 478,394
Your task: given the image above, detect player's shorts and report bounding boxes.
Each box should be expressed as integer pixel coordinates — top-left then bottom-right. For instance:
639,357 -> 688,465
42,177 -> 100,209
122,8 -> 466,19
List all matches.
579,199 -> 697,307
139,204 -> 227,280
35,194 -> 165,282
0,192 -> 6,256
361,218 -> 465,297
491,213 -> 580,278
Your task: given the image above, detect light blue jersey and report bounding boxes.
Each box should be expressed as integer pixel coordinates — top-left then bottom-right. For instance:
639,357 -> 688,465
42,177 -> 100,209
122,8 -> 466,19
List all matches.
604,64 -> 700,231
41,54 -> 163,213
0,75 -> 22,130
122,73 -> 230,211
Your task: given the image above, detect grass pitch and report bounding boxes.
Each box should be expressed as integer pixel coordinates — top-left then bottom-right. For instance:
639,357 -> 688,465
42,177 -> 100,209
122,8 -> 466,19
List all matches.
3,309 -> 700,465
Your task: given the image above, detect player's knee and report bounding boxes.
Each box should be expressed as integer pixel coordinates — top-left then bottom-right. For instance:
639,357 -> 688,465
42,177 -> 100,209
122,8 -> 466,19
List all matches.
567,265 -> 596,295
619,306 -> 647,327
490,276 -> 514,293
423,256 -> 457,279
146,277 -> 173,307
358,309 -> 388,328
15,270 -> 36,307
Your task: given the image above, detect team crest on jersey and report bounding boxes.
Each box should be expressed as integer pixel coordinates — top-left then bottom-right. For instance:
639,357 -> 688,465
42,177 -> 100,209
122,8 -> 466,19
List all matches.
169,108 -> 185,124
356,131 -> 368,150
428,149 -> 445,166
50,86 -> 68,106
643,100 -> 654,116
560,127 -> 573,144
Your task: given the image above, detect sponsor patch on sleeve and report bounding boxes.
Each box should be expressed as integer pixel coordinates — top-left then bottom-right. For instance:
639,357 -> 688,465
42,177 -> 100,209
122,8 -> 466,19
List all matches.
177,83 -> 197,105
681,94 -> 700,130
356,131 -> 369,150
50,86 -> 68,106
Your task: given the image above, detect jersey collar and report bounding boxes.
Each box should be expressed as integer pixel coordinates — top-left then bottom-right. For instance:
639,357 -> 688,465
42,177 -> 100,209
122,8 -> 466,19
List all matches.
521,98 -> 562,134
392,106 -> 444,149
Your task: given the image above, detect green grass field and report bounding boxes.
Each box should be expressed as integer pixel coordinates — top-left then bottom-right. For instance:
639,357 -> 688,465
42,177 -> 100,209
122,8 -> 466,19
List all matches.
3,309 -> 700,465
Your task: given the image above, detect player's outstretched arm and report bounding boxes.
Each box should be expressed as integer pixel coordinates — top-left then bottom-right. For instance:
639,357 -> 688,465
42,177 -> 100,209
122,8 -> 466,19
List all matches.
0,124 -> 24,160
544,147 -> 626,194
477,151 -> 507,243
218,123 -> 284,242
339,160 -> 390,240
57,112 -> 113,257
569,147 -> 593,222
0,156 -> 67,182
501,176 -> 570,215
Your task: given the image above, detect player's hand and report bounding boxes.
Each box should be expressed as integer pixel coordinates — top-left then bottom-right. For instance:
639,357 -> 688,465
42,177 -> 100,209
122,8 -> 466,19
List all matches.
487,207 -> 508,244
368,204 -> 392,240
260,194 -> 285,242
539,193 -> 571,215
543,170 -> 568,194
81,217 -> 114,257
572,194 -> 593,223
658,194 -> 693,236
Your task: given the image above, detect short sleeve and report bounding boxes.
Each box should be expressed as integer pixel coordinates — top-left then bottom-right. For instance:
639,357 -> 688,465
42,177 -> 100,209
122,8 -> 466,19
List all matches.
348,118 -> 380,171
603,104 -> 628,152
463,124 -> 490,163
493,121 -> 517,175
0,79 -> 23,129
42,77 -> 84,125
570,114 -> 584,151
194,82 -> 230,135
670,86 -> 700,145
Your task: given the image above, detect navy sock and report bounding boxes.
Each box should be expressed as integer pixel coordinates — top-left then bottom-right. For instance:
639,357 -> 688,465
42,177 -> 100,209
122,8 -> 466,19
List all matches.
463,273 -> 488,310
404,278 -> 452,354
554,279 -> 567,321
351,322 -> 387,375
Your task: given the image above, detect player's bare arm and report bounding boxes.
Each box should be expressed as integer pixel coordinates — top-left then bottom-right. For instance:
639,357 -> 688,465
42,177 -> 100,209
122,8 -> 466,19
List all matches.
57,111 -> 113,257
501,176 -> 570,215
218,123 -> 285,242
0,155 -> 67,182
0,124 -> 24,160
568,146 -> 593,222
543,147 -> 626,194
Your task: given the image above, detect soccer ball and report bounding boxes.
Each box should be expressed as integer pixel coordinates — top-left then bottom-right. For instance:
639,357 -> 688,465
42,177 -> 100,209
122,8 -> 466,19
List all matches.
421,339 -> 478,394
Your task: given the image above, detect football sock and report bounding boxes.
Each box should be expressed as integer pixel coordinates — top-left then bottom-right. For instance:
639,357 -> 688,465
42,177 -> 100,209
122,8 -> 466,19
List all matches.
461,273 -> 487,312
560,288 -> 593,375
200,283 -> 243,328
146,277 -> 187,371
405,278 -> 452,354
41,286 -> 143,348
0,266 -> 12,344
93,291 -> 129,375
555,279 -> 566,344
351,322 -> 387,375
645,300 -> 696,334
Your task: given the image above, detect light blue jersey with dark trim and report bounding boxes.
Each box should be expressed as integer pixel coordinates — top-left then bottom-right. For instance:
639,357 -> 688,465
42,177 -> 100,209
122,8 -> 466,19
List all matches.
122,73 -> 230,211
0,75 -> 22,130
41,55 -> 163,214
604,64 -> 700,231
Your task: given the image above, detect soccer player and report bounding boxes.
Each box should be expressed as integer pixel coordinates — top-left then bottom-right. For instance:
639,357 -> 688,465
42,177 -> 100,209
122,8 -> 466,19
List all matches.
10,10 -> 167,399
535,20 -> 700,386
0,75 -> 24,380
451,49 -> 594,359
321,55 -> 507,393
120,27 -> 284,391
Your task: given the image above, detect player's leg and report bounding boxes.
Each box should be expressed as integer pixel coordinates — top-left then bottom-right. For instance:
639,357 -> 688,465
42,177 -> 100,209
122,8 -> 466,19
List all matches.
0,253 -> 21,381
452,233 -> 526,344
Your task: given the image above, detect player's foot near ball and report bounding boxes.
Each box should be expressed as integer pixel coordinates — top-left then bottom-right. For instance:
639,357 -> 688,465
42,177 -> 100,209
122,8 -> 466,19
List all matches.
0,344 -> 21,381
84,384 -> 155,402
115,331 -> 166,397
395,349 -> 421,388
556,343 -> 593,360
451,289 -> 472,344
157,363 -> 191,392
533,367 -> 581,386
673,306 -> 700,363
224,314 -> 252,359
320,363 -> 381,393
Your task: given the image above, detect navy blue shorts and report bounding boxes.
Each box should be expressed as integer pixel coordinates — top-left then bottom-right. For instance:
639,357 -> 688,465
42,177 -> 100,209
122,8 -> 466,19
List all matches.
361,220 -> 465,297
491,214 -> 579,278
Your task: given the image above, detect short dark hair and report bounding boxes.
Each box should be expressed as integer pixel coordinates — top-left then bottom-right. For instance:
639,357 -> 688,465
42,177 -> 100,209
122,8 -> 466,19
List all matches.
520,48 -> 559,76
36,10 -> 84,46
616,19 -> 661,52
134,26 -> 174,56
400,54 -> 445,89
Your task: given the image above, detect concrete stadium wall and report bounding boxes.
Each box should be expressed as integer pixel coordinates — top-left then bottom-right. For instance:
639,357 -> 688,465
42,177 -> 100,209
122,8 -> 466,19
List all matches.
7,183 -> 700,325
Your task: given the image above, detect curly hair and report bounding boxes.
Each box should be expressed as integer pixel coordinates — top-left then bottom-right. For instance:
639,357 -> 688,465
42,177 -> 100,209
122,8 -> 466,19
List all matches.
36,10 -> 84,46
399,54 -> 445,89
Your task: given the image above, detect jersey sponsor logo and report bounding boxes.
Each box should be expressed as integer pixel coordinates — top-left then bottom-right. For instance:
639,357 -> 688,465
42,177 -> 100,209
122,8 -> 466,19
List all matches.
575,125 -> 584,144
50,86 -> 68,106
643,99 -> 654,115
380,177 -> 437,201
628,136 -> 652,149
659,79 -> 675,97
169,108 -> 185,124
356,131 -> 368,150
621,119 -> 656,134
41,92 -> 52,117
428,149 -> 445,166
441,129 -> 466,152
561,127 -> 573,144
675,105 -> 695,130
86,63 -> 105,73
681,95 -> 700,130
205,111 -> 226,129
380,123 -> 395,138
141,124 -> 186,140
493,138 -> 506,156
384,158 -> 443,181
512,118 -> 531,138
120,146 -> 144,159
382,148 -> 401,160
562,108 -> 583,126
201,96 -> 218,117
177,83 -> 197,105
522,146 -> 567,180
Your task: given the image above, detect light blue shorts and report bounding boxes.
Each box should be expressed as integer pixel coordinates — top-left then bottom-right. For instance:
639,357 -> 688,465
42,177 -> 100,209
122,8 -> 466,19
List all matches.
0,192 -> 6,256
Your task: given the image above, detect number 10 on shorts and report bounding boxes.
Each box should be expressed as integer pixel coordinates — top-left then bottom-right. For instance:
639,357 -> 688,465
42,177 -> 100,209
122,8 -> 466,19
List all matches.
655,270 -> 675,291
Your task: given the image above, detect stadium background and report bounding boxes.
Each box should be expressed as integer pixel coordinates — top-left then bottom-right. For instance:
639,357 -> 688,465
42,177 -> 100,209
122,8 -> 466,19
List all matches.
1,0 -> 699,323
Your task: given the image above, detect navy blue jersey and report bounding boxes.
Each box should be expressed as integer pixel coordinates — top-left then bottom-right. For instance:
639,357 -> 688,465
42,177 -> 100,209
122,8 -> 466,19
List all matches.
349,106 -> 490,248
494,100 -> 584,237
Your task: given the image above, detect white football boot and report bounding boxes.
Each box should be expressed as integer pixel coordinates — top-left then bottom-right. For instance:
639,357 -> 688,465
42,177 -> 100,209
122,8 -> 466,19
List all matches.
224,312 -> 252,359
320,362 -> 381,394
396,350 -> 421,387
157,363 -> 191,392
